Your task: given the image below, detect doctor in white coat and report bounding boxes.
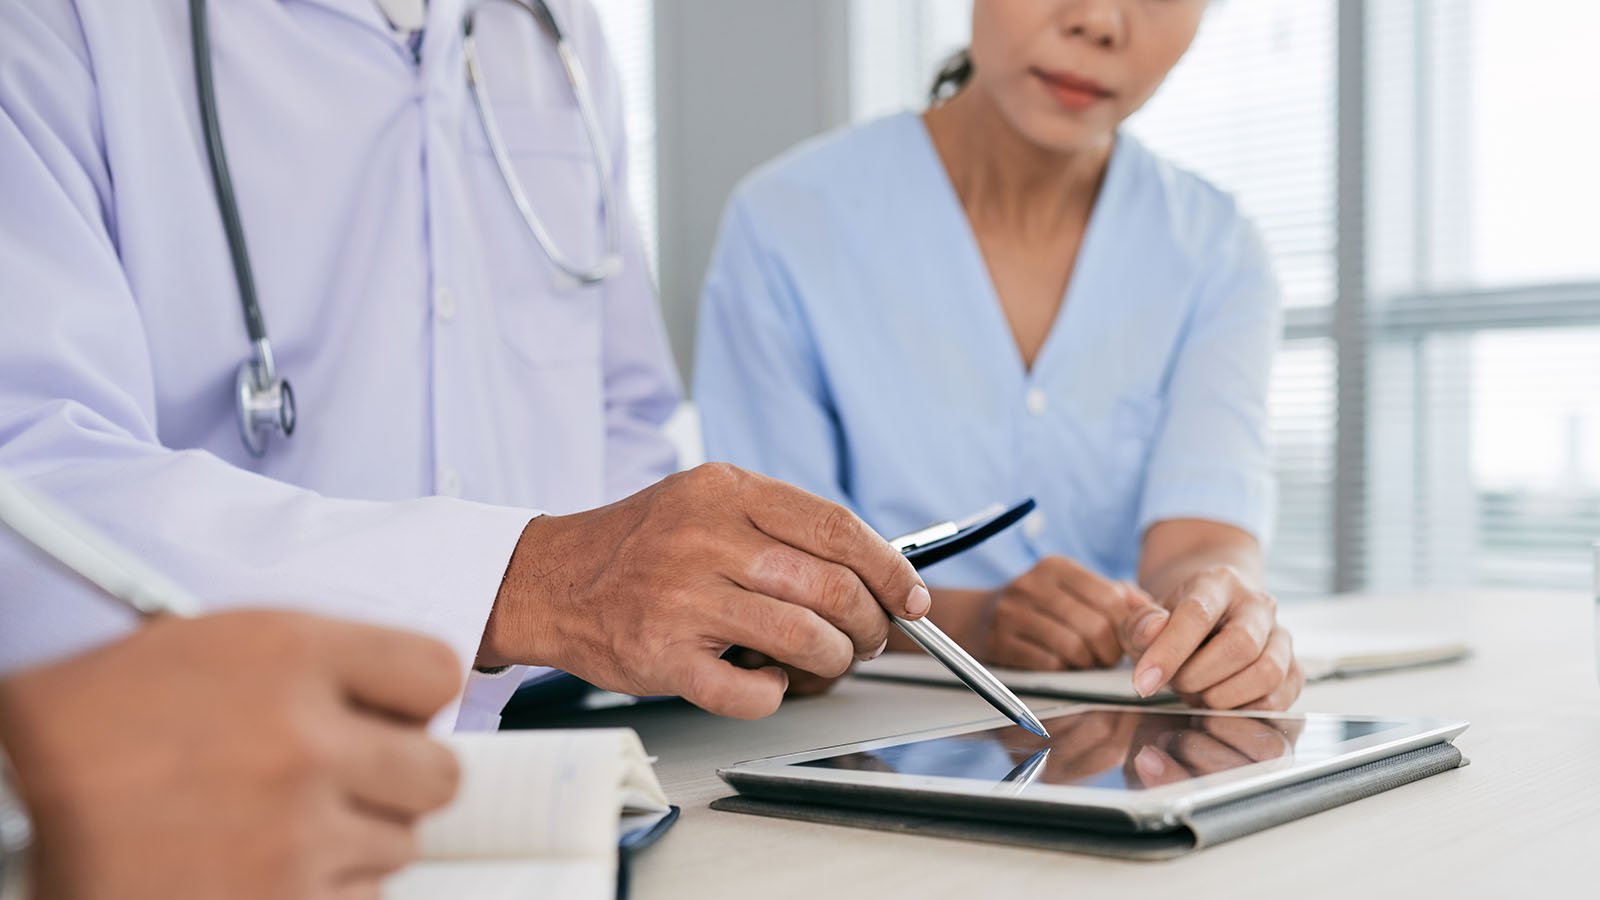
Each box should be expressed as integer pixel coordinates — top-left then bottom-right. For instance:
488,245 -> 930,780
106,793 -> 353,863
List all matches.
0,0 -> 931,730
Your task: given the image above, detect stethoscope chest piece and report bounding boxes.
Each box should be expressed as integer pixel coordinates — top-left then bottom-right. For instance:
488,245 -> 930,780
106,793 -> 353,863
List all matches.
193,0 -> 610,458
235,339 -> 296,458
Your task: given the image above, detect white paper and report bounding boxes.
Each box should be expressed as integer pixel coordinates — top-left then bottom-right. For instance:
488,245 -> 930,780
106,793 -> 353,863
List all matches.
382,729 -> 669,900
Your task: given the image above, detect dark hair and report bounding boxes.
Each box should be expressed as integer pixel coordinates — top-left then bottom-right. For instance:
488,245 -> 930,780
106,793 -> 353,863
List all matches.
928,48 -> 973,106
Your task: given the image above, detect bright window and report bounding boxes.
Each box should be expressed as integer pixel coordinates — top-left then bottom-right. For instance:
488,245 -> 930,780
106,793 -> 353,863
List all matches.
846,0 -> 1600,594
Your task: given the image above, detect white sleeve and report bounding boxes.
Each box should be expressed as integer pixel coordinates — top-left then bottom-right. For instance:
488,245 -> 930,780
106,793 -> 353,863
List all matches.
0,0 -> 535,732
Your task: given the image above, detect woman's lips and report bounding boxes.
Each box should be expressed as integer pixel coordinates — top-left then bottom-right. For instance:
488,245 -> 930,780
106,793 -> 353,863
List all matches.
1032,67 -> 1113,111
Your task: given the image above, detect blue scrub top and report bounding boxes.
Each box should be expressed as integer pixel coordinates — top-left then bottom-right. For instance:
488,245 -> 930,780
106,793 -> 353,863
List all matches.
694,112 -> 1281,587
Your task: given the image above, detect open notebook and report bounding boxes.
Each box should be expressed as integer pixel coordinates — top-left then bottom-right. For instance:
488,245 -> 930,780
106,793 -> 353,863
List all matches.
856,619 -> 1471,703
384,729 -> 671,900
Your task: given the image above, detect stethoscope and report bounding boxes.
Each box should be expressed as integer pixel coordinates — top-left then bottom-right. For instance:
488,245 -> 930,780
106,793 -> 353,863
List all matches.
187,0 -> 622,457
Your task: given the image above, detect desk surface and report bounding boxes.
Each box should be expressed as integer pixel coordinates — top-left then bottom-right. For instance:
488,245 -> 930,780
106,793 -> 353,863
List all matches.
517,590 -> 1599,898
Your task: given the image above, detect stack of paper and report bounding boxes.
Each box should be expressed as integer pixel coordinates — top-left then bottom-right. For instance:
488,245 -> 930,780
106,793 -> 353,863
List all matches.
384,729 -> 670,900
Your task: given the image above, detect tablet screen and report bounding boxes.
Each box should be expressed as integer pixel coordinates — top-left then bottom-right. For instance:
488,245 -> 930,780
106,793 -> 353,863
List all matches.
798,709 -> 1399,792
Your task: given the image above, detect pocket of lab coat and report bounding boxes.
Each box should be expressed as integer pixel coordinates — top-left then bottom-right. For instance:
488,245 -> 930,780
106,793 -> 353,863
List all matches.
463,104 -> 605,368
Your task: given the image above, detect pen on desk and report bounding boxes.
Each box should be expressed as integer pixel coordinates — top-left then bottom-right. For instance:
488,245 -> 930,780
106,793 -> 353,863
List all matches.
0,471 -> 200,619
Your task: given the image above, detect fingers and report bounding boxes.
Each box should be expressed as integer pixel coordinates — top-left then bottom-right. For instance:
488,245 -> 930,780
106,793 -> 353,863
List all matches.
334,715 -> 461,820
1189,627 -> 1294,709
1037,712 -> 1128,782
739,473 -> 929,620
1030,560 -> 1124,665
736,538 -> 889,660
1130,582 -> 1227,699
1201,715 -> 1296,762
986,628 -> 1066,670
320,622 -> 463,723
1130,745 -> 1188,788
988,558 -> 1126,668
673,655 -> 790,719
1239,657 -> 1307,712
1169,597 -> 1275,696
1042,598 -> 1122,667
992,598 -> 1096,669
1167,729 -> 1252,776
1040,557 -> 1123,619
327,809 -> 421,889
708,588 -> 856,679
1116,584 -> 1170,656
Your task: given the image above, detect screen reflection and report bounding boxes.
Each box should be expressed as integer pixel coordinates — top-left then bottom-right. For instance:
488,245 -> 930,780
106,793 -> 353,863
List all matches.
799,710 -> 1396,791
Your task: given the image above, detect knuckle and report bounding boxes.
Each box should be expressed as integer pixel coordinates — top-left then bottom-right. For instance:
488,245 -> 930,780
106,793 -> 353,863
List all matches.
678,663 -> 725,713
812,505 -> 860,556
1218,624 -> 1261,659
816,564 -> 863,614
747,544 -> 797,587
768,608 -> 825,660
693,461 -> 742,489
1176,593 -> 1219,626
1258,653 -> 1286,684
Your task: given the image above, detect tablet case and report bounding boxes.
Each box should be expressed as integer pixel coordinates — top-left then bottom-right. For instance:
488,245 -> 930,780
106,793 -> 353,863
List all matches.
710,740 -> 1465,861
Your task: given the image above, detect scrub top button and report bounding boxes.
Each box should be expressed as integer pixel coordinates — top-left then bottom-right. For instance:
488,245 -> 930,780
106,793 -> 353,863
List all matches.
439,468 -> 462,498
1026,388 -> 1048,416
435,287 -> 458,322
1023,511 -> 1047,540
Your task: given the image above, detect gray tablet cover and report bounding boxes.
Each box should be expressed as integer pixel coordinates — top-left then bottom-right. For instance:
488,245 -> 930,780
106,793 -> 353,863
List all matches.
710,740 -> 1465,861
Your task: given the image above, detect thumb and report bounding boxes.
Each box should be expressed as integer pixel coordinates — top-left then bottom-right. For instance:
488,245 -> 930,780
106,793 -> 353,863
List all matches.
1117,583 -> 1169,657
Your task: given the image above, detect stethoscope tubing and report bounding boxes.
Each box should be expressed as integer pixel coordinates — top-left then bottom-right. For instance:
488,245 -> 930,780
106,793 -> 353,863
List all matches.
189,0 -> 620,457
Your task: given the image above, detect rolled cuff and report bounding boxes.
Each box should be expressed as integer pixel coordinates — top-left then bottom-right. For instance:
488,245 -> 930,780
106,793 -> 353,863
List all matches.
1137,466 -> 1277,549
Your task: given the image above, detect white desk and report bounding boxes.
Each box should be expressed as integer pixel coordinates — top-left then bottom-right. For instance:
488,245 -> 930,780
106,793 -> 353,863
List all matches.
518,590 -> 1600,898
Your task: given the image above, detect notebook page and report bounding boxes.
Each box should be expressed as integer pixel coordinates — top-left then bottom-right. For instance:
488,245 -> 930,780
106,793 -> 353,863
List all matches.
415,730 -> 630,861
385,859 -> 612,900
855,653 -> 1158,702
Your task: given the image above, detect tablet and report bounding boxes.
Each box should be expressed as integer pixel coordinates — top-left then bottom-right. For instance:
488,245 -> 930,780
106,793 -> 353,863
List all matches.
719,705 -> 1468,834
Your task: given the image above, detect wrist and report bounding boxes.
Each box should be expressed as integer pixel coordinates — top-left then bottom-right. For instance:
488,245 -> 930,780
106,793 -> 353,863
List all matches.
478,515 -> 562,670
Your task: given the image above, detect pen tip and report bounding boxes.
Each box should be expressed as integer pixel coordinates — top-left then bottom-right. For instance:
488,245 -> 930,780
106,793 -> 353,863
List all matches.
1022,720 -> 1050,739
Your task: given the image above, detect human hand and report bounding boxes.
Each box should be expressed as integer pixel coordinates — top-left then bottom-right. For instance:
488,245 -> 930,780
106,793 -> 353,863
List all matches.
0,610 -> 463,900
975,557 -> 1129,671
484,463 -> 929,719
724,647 -> 848,698
1010,709 -> 1142,786
1121,565 -> 1305,710
1128,714 -> 1305,787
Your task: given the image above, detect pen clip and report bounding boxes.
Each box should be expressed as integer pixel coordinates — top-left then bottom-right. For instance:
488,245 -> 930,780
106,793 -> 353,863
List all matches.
889,520 -> 959,553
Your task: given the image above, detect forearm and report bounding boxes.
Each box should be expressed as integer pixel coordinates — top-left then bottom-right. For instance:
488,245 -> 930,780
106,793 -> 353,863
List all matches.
1137,520 -> 1264,608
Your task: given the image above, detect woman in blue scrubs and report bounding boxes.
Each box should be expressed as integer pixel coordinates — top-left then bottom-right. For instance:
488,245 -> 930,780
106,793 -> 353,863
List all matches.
696,0 -> 1304,710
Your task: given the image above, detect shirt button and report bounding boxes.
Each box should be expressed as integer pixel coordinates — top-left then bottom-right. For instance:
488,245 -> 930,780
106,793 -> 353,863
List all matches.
435,287 -> 458,323
1023,511 -> 1047,540
1026,388 -> 1048,416
439,468 -> 462,498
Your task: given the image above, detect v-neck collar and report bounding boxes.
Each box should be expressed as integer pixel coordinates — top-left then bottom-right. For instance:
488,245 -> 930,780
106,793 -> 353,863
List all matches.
904,112 -> 1132,386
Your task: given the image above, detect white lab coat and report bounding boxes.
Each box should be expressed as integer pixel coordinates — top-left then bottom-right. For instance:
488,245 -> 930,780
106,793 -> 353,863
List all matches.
0,0 -> 680,729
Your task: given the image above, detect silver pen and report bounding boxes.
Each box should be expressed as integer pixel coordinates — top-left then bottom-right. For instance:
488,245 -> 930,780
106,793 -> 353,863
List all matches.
891,509 -> 1050,738
0,470 -> 200,619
